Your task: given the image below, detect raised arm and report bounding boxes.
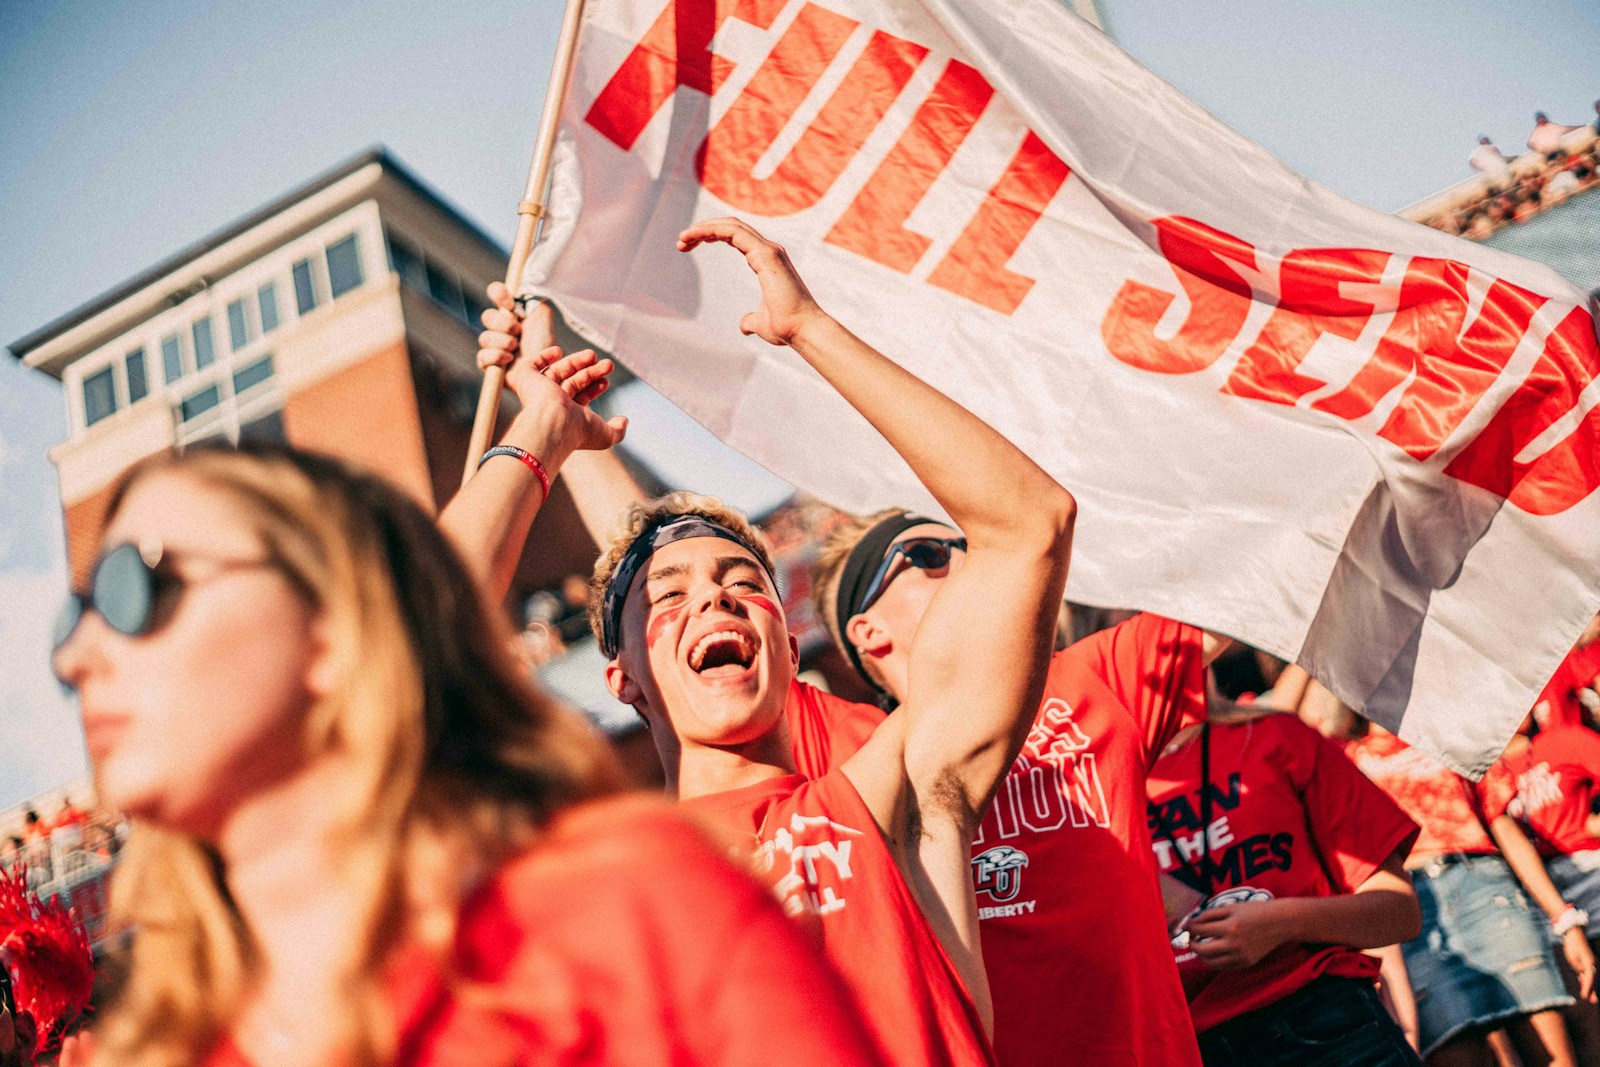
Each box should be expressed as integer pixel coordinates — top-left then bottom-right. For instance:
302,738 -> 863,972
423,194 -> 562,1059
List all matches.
472,286 -> 649,550
678,217 -> 1074,819
438,291 -> 628,601
679,220 -> 1073,1021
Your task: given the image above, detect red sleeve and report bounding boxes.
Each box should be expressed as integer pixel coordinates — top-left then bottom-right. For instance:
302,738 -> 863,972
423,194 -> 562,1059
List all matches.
1065,613 -> 1208,763
201,1041 -> 252,1067
787,680 -> 884,779
1564,725 -> 1600,769
479,799 -> 887,1067
1281,717 -> 1419,892
1474,759 -> 1520,824
1478,758 -> 1522,822
1539,653 -> 1578,706
1573,644 -> 1600,690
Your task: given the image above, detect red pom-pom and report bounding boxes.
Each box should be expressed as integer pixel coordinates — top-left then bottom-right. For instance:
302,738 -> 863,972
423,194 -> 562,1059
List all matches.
0,867 -> 93,1052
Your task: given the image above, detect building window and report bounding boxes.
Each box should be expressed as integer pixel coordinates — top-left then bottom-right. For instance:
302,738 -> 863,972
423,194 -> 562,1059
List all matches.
463,286 -> 489,328
192,317 -> 217,370
258,281 -> 281,334
292,259 -> 319,315
425,262 -> 465,320
161,333 -> 185,383
226,299 -> 252,351
126,348 -> 149,404
240,410 -> 286,443
232,354 -> 274,396
83,366 -> 117,426
386,227 -> 485,328
174,359 -> 283,449
387,233 -> 425,288
180,384 -> 221,423
325,234 -> 363,299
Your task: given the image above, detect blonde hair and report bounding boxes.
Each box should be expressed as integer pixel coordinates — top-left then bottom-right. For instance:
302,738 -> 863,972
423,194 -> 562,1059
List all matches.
807,508 -> 905,690
93,444 -> 625,1067
587,491 -> 775,645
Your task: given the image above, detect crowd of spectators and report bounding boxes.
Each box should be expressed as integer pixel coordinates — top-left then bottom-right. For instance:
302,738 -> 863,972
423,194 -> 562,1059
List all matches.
512,573 -> 594,669
1204,622 -> 1600,1064
0,798 -> 125,952
1427,105 -> 1600,238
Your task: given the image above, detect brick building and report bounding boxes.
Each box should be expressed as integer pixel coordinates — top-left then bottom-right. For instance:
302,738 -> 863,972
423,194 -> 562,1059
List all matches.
8,147 -> 604,597
9,148 -> 882,751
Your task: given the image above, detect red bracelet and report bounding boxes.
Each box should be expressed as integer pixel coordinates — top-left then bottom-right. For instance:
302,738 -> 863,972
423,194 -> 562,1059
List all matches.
478,445 -> 552,500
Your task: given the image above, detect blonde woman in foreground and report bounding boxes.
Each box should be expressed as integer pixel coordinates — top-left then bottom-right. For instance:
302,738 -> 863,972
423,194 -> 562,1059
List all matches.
50,439 -> 883,1067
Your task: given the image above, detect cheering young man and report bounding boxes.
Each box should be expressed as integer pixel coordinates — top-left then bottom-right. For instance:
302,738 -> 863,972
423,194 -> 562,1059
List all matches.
801,515 -> 1231,1067
453,217 -> 1076,1065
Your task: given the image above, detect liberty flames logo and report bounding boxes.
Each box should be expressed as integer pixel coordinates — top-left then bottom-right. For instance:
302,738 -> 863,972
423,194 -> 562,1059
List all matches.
972,845 -> 1030,903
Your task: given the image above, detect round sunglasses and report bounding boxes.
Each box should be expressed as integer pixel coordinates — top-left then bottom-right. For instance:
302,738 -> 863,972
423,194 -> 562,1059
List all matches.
858,536 -> 967,614
53,541 -> 276,655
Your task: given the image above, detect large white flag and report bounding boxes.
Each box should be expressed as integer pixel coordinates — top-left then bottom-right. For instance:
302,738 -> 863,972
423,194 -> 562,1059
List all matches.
523,0 -> 1600,775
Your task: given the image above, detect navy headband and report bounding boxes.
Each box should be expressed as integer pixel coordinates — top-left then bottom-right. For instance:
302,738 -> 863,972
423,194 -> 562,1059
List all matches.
599,515 -> 772,657
833,511 -> 940,693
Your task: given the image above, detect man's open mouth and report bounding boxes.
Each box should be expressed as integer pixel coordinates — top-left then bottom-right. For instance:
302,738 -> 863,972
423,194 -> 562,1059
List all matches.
688,629 -> 757,676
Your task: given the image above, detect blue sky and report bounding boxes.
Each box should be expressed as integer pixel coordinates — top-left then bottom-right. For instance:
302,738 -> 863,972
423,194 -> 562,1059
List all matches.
0,0 -> 1595,810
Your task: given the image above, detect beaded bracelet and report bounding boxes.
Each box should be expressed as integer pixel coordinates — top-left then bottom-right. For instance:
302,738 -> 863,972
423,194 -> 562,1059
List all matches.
478,445 -> 552,500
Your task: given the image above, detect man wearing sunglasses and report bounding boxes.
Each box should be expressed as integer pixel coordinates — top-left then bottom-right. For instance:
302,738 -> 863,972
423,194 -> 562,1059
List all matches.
454,217 -> 1081,1063
457,235 -> 1203,1063
798,509 -> 1231,1067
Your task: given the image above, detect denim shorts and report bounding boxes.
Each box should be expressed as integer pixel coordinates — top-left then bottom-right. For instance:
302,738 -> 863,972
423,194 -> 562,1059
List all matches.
1403,854 -> 1573,1057
1546,851 -> 1600,921
1197,975 -> 1421,1067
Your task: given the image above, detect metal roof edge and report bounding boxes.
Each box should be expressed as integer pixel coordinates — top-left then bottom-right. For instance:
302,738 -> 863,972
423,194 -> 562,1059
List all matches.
8,146 -> 509,362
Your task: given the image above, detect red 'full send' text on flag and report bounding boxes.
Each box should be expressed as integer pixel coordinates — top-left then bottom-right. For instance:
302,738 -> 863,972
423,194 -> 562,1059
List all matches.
583,0 -> 1600,517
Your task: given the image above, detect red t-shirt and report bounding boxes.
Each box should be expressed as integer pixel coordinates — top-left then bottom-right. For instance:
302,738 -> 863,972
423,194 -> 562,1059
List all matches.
1345,733 -> 1510,856
1484,727 -> 1600,856
789,613 -> 1206,1067
787,680 -> 882,779
683,770 -> 994,1067
205,799 -> 884,1067
1146,714 -> 1419,1031
1535,644 -> 1600,730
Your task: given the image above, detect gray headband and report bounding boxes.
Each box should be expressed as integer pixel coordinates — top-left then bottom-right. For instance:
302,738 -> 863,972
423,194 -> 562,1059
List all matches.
599,515 -> 773,657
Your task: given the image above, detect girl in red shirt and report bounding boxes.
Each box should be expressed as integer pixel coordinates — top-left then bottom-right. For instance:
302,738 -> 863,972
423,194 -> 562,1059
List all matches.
1147,709 -> 1422,1066
1348,725 -> 1590,1067
50,444 -> 885,1067
1486,719 -> 1600,1062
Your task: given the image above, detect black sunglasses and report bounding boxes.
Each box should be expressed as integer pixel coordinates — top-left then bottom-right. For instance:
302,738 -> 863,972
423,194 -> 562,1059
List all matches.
53,541 -> 278,657
858,536 -> 967,614
54,542 -> 177,654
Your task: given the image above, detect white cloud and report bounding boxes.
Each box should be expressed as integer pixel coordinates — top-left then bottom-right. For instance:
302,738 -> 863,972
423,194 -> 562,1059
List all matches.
0,568 -> 89,810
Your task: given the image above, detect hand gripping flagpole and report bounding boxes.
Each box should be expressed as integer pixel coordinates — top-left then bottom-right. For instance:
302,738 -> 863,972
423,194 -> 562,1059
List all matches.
462,0 -> 589,483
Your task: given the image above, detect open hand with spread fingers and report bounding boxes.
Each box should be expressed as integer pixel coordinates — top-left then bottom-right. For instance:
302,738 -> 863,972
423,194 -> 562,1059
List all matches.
476,281 -> 627,454
677,217 -> 826,347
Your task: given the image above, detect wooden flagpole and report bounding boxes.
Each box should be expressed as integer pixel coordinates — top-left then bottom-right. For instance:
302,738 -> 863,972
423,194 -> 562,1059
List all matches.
462,0 -> 590,483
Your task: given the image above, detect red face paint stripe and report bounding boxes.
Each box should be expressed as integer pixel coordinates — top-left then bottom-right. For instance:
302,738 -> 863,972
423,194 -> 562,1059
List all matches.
646,603 -> 687,649
740,594 -> 778,616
